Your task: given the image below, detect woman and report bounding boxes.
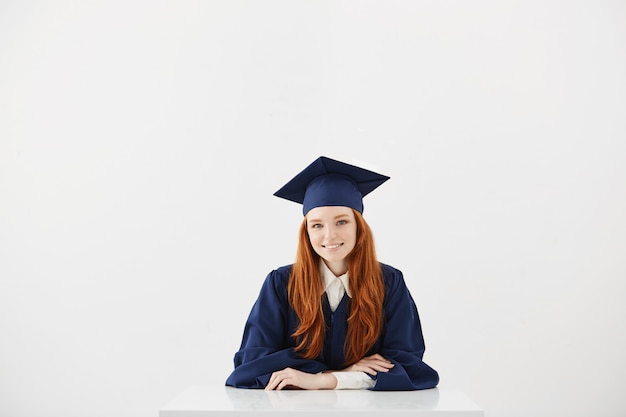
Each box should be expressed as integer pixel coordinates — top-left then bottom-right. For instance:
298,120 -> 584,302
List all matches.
225,156 -> 439,391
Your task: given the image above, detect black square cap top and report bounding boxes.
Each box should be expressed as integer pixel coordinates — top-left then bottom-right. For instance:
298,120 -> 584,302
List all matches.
273,156 -> 390,215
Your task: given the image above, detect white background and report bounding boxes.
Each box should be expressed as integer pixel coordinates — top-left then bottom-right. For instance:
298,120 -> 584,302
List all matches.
1,1 -> 625,416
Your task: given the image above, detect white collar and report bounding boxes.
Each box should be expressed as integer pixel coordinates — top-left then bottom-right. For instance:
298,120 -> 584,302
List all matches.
320,260 -> 352,298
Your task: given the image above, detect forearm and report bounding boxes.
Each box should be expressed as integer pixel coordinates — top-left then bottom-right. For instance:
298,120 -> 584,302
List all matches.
266,367 -> 338,390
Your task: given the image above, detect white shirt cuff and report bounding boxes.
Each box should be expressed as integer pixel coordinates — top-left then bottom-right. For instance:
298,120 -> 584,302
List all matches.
332,371 -> 376,390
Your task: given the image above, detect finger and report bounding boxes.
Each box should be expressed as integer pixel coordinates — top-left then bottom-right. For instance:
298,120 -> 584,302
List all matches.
358,362 -> 391,371
363,357 -> 394,368
266,371 -> 284,390
353,361 -> 394,375
366,353 -> 388,362
277,377 -> 292,391
350,364 -> 378,376
271,375 -> 289,391
368,355 -> 392,365
266,375 -> 279,390
369,359 -> 395,370
360,366 -> 378,376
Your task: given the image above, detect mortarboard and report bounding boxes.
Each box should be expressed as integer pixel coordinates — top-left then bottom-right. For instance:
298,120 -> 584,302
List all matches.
273,156 -> 390,215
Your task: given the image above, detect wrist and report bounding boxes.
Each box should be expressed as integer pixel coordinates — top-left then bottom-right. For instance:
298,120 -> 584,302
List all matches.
320,372 -> 338,389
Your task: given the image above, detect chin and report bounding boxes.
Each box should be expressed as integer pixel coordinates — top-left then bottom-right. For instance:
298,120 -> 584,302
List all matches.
323,254 -> 348,263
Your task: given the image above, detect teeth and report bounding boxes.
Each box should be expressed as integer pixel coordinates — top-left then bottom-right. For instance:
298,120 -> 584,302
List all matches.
325,244 -> 341,249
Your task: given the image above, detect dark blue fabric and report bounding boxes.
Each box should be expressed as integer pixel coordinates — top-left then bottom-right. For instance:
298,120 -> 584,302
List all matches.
272,156 -> 390,215
225,264 -> 439,390
302,174 -> 363,214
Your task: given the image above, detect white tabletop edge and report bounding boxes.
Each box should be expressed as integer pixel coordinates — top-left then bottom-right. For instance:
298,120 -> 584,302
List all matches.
159,386 -> 483,417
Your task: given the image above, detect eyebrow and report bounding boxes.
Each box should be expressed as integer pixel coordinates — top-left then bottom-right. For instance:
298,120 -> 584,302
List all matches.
307,214 -> 351,223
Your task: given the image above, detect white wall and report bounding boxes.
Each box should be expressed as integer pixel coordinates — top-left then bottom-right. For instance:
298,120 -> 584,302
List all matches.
1,1 -> 625,416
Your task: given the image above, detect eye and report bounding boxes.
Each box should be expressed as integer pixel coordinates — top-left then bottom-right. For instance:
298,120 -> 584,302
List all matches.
337,220 -> 348,226
310,223 -> 323,229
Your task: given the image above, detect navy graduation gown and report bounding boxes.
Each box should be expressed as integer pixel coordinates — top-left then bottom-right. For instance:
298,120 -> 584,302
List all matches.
225,263 -> 439,390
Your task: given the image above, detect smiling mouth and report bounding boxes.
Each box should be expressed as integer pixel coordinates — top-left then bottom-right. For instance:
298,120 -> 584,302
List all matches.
323,243 -> 343,249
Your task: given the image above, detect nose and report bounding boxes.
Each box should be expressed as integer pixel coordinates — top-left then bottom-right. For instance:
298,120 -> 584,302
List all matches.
324,225 -> 337,240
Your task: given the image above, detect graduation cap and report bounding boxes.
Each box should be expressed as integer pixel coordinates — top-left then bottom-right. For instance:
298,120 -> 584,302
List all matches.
274,156 -> 390,215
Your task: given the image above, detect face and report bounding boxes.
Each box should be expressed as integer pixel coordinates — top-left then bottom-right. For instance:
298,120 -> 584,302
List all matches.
306,206 -> 357,275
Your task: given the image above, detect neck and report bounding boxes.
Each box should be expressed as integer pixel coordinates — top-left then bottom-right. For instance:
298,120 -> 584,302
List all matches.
323,259 -> 348,277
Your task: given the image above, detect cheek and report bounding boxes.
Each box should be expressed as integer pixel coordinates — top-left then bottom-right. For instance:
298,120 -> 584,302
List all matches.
307,231 -> 320,246
347,226 -> 357,242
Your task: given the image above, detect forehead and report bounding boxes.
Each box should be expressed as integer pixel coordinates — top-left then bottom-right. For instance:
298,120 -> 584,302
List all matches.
306,206 -> 354,220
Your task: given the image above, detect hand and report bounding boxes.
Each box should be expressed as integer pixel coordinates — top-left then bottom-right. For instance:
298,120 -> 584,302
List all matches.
266,368 -> 337,391
342,353 -> 395,376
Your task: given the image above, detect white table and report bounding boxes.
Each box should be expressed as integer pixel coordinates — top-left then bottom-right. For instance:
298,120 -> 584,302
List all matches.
159,386 -> 484,417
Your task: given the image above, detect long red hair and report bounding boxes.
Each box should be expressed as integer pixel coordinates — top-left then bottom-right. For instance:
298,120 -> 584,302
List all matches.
288,209 -> 384,366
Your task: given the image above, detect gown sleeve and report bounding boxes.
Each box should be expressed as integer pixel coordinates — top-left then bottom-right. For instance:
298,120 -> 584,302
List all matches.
372,266 -> 440,391
225,268 -> 328,388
